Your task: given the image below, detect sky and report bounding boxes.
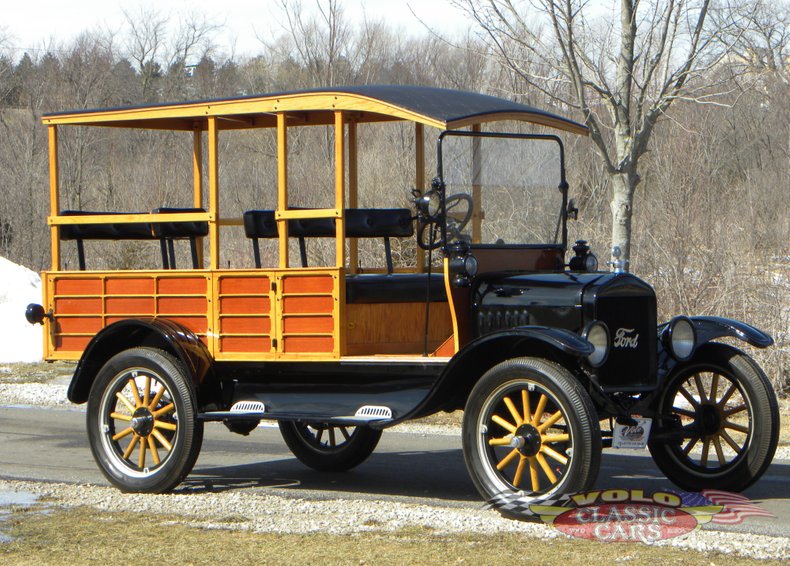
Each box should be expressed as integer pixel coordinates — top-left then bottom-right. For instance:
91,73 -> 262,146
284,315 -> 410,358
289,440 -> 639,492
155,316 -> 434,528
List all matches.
2,0 -> 474,60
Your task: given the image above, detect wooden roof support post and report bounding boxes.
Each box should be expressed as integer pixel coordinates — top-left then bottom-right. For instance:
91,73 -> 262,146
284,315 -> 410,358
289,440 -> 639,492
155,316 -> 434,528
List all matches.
334,111 -> 346,269
48,125 -> 61,271
277,113 -> 289,268
471,123 -> 482,244
193,123 -> 204,267
348,120 -> 358,273
415,123 -> 425,271
207,116 -> 220,269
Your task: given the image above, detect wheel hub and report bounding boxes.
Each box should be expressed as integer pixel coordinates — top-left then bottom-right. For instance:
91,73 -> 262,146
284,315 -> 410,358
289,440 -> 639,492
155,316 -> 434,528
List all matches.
696,403 -> 721,436
513,424 -> 542,457
130,407 -> 155,437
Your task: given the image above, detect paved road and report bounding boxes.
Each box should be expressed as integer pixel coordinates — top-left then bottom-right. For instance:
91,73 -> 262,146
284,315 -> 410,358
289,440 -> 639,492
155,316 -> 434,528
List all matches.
1,405 -> 787,538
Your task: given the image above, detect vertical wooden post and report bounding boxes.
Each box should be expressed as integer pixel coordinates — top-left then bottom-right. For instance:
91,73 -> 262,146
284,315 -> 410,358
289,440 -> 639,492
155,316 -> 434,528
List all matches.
48,126 -> 60,271
471,123 -> 482,244
415,123 -> 425,272
207,117 -> 220,270
192,123 -> 204,267
348,121 -> 358,273
277,113 -> 289,268
334,111 -> 346,269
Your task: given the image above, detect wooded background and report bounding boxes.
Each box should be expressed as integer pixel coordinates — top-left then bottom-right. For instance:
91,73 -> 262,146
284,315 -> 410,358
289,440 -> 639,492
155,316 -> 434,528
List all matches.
0,0 -> 786,392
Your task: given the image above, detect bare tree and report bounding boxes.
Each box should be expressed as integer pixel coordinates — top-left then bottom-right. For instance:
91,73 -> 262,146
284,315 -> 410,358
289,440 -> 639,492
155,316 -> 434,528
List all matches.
460,0 -> 740,269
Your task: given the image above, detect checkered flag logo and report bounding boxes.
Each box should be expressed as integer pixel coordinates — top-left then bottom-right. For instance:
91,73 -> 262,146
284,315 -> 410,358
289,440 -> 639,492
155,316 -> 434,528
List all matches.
486,491 -> 573,518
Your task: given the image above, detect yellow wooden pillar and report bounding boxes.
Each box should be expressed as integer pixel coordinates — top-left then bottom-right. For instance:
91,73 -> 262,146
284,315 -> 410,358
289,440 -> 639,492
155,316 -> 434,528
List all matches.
471,123 -> 482,244
48,125 -> 60,271
348,121 -> 358,273
415,123 -> 425,271
207,117 -> 220,269
277,113 -> 289,268
192,123 -> 204,267
334,111 -> 346,269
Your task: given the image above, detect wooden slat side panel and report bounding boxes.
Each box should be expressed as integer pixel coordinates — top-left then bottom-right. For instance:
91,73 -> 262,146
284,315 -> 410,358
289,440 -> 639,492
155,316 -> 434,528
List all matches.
219,336 -> 271,352
54,278 -> 102,295
282,336 -> 334,353
215,273 -> 274,357
105,278 -> 154,295
158,277 -> 208,294
277,271 -> 339,358
282,296 -> 333,314
219,276 -> 269,294
282,316 -> 333,334
220,316 -> 271,334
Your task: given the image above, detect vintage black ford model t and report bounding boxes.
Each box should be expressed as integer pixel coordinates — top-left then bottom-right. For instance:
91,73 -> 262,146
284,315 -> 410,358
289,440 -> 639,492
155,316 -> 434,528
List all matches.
28,85 -> 778,508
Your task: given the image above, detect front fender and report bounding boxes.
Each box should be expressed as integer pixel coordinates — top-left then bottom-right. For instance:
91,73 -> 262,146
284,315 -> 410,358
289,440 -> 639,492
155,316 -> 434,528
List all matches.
67,318 -> 214,404
377,326 -> 592,426
659,316 -> 773,351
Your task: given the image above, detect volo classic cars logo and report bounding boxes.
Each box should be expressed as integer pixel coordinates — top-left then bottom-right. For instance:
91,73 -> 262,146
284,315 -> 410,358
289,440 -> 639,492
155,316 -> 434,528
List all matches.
490,489 -> 774,543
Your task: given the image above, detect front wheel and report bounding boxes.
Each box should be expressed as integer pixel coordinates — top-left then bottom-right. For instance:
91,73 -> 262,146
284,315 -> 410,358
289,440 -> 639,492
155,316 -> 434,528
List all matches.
87,347 -> 203,493
279,422 -> 382,472
648,343 -> 778,492
463,358 -> 601,511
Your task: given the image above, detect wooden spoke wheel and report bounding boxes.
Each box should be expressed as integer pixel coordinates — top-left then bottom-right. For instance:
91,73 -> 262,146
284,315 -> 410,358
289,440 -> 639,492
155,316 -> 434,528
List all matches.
87,348 -> 203,493
463,358 -> 600,510
649,344 -> 778,492
279,421 -> 382,472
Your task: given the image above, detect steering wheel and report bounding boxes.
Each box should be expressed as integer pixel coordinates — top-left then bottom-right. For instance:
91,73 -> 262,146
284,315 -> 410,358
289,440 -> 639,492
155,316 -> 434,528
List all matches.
416,193 -> 474,250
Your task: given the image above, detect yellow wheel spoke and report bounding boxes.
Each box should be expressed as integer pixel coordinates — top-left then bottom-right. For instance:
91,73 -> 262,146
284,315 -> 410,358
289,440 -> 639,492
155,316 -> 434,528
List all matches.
148,386 -> 166,410
496,448 -> 520,470
529,457 -> 540,492
123,435 -> 139,460
672,407 -> 696,418
151,429 -> 172,451
723,421 -> 748,434
541,444 -> 568,465
503,396 -> 522,426
154,420 -> 177,432
143,376 -> 151,407
719,429 -> 742,453
110,412 -> 132,422
701,439 -> 711,466
724,404 -> 747,417
491,414 -> 517,434
488,436 -> 513,446
531,394 -> 548,426
147,436 -> 160,466
128,379 -> 142,407
152,403 -> 175,419
682,437 -> 699,455
138,438 -> 147,469
693,374 -> 707,403
536,452 -> 557,484
112,427 -> 134,442
541,433 -> 570,444
712,436 -> 726,466
521,389 -> 531,424
512,456 -> 527,488
116,392 -> 136,413
537,410 -> 564,432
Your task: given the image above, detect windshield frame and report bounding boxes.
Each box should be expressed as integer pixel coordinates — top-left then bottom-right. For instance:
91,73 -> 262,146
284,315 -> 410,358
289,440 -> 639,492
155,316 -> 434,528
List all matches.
436,130 -> 569,251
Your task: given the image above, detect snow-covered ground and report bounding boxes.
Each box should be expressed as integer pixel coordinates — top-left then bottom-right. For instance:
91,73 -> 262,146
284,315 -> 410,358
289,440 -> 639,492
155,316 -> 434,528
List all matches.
0,257 -> 43,362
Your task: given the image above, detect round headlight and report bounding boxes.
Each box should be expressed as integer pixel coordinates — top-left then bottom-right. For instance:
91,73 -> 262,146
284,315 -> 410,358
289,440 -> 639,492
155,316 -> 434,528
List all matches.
667,316 -> 696,361
464,254 -> 478,277
583,321 -> 610,367
417,190 -> 442,218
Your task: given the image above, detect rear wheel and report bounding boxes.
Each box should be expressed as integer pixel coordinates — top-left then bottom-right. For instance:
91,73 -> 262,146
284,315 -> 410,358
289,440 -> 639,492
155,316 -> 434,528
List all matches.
279,422 -> 382,472
648,343 -> 778,491
463,358 -> 601,511
87,347 -> 203,493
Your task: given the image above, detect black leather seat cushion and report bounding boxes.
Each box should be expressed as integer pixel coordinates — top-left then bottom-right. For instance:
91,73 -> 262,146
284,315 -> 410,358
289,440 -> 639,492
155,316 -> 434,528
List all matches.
346,273 -> 447,303
151,208 -> 209,238
60,211 -> 154,240
243,208 -> 414,239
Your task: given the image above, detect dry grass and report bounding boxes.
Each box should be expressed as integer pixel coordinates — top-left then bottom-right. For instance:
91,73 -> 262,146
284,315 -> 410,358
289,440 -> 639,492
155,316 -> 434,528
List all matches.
0,506 -> 781,566
0,361 -> 73,385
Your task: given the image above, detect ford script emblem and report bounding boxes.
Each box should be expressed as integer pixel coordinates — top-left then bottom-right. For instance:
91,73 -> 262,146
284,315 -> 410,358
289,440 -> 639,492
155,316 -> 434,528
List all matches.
613,327 -> 639,349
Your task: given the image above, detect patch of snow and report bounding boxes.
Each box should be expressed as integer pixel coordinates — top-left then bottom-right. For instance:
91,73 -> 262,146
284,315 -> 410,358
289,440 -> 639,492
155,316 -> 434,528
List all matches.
0,257 -> 43,362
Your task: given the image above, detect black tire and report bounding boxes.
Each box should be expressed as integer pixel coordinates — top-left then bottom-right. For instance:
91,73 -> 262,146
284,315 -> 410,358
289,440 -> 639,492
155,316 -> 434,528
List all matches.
279,422 -> 382,472
462,357 -> 601,509
87,347 -> 204,493
648,343 -> 778,492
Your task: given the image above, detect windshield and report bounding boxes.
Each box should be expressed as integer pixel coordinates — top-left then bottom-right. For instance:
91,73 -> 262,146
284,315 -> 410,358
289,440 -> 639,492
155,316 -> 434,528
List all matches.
438,132 -> 566,246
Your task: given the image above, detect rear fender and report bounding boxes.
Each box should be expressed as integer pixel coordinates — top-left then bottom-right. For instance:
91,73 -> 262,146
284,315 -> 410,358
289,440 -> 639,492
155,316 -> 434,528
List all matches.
67,319 -> 214,404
